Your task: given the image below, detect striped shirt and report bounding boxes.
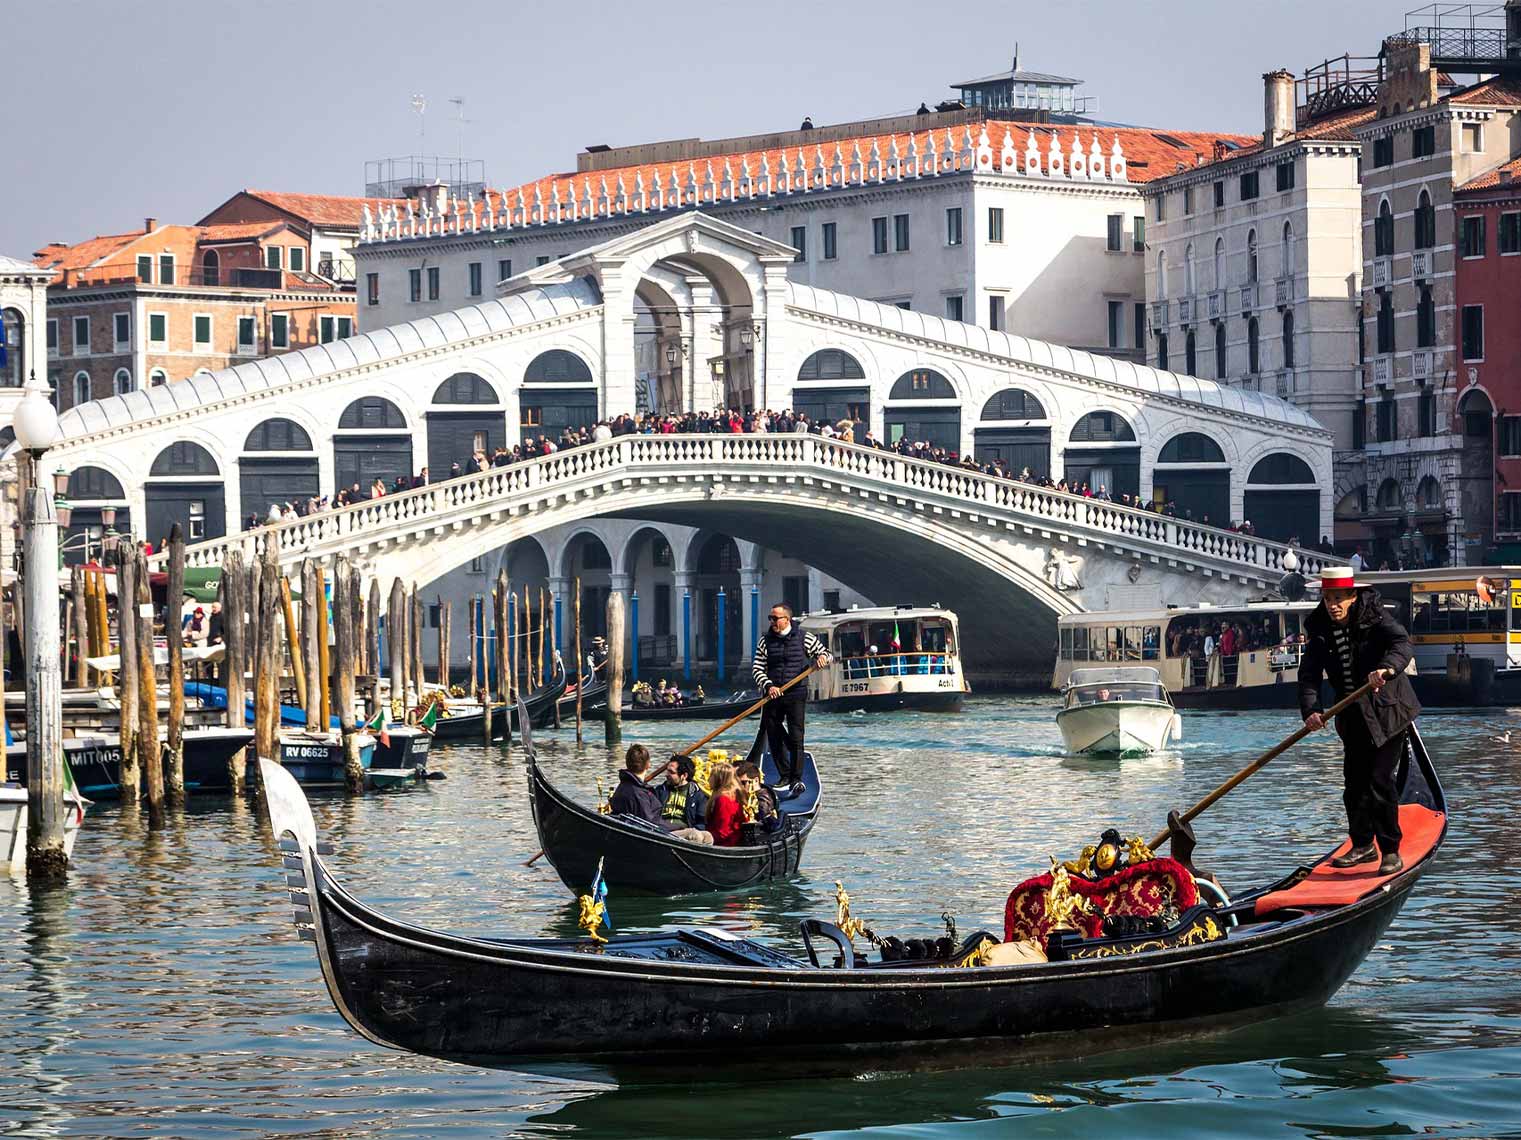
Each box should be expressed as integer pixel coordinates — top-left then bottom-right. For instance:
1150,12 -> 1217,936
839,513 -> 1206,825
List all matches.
752,627 -> 828,690
1331,624 -> 1355,696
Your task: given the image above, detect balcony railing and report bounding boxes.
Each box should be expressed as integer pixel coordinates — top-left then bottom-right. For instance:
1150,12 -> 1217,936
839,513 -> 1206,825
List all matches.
1412,348 -> 1431,381
1276,369 -> 1294,398
1207,290 -> 1224,320
1275,275 -> 1294,308
1239,282 -> 1258,311
1411,249 -> 1431,280
1150,299 -> 1170,329
1178,295 -> 1195,325
1372,256 -> 1392,289
1373,355 -> 1393,384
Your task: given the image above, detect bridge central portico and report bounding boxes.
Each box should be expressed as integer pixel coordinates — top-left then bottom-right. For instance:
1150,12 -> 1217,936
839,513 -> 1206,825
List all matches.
159,433 -> 1325,674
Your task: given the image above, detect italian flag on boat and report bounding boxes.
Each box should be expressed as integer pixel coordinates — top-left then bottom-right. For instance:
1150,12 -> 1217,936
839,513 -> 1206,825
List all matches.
63,754 -> 84,824
417,702 -> 440,732
364,710 -> 390,748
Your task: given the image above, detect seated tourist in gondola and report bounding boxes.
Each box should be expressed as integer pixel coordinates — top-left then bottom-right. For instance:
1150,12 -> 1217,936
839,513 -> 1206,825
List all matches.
705,761 -> 743,846
735,761 -> 782,833
656,755 -> 713,844
608,745 -> 665,825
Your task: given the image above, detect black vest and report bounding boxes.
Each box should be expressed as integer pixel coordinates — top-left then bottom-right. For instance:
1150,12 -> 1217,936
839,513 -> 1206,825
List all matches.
763,626 -> 809,688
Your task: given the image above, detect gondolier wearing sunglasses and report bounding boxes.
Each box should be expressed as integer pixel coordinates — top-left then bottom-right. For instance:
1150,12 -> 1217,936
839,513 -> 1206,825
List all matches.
752,603 -> 829,791
1298,566 -> 1421,875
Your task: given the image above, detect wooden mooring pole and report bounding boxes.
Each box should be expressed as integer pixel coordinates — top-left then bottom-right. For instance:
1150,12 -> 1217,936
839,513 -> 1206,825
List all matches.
221,548 -> 248,793
137,546 -> 164,828
253,545 -> 282,775
574,577 -> 583,744
165,525 -> 186,806
116,546 -> 141,804
604,591 -> 624,747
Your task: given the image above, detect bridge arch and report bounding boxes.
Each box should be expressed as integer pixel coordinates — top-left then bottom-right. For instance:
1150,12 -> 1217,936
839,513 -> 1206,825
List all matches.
146,441 -> 225,548
335,396 -> 412,495
974,386 -> 1052,473
240,417 -> 319,528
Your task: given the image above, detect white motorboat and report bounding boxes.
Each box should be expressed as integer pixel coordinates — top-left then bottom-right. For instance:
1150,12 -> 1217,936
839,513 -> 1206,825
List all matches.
1056,666 -> 1181,756
1,784 -> 88,874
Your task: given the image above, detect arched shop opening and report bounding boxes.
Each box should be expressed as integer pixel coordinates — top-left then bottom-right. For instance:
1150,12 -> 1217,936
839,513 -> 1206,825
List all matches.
973,388 -> 1050,475
884,369 -> 961,450
427,372 -> 507,476
794,349 -> 868,442
693,533 -> 743,675
334,397 -> 412,494
1064,411 -> 1140,499
63,465 -> 131,565
240,418 -> 318,527
520,351 -> 597,443
146,442 -> 225,548
1243,453 -> 1320,542
1151,432 -> 1230,525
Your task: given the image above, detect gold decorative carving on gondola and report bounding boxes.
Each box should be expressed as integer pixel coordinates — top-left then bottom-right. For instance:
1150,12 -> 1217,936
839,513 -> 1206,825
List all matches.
1065,914 -> 1223,959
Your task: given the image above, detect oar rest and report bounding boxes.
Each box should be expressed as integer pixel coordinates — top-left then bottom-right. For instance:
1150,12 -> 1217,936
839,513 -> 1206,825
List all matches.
1252,804 -> 1445,917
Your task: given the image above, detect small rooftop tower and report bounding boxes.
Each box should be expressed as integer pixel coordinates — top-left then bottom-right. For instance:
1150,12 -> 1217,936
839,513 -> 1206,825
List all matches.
953,54 -> 1089,117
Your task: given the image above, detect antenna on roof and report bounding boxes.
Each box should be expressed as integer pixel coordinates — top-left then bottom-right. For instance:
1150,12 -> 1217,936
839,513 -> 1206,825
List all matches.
411,93 -> 427,146
1012,41 -> 1019,76
448,96 -> 472,162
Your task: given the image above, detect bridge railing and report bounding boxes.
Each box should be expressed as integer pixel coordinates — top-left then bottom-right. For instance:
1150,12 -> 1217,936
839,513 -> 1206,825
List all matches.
164,433 -> 1325,579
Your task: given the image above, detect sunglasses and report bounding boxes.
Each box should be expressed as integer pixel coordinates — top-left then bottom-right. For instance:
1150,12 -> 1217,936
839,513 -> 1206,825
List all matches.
769,614 -> 787,622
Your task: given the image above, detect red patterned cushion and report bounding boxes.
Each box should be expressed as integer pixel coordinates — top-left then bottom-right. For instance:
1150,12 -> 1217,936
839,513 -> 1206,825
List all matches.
1003,858 -> 1198,944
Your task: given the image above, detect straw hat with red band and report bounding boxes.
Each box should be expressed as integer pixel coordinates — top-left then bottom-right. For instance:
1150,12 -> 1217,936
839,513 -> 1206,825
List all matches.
1319,566 -> 1363,591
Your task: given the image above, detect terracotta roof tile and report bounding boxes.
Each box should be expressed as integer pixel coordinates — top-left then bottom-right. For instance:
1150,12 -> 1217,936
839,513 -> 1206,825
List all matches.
198,221 -> 287,243
1448,77 -> 1521,106
1457,155 -> 1521,192
241,190 -> 405,228
474,122 -> 1257,219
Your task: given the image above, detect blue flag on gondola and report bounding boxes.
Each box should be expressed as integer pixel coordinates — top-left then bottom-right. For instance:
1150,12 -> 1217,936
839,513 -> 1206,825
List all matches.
590,858 -> 611,932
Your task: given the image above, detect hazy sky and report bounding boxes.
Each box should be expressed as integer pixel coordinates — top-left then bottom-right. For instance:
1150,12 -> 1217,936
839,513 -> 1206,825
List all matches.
5,0 -> 1409,257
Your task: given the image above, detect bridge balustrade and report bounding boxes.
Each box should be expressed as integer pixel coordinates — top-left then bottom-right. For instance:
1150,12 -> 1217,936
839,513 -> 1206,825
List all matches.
163,433 -> 1325,580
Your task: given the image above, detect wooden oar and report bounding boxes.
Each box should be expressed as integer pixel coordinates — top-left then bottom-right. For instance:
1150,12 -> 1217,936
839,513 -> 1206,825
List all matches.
524,663 -> 824,867
1147,679 -> 1378,852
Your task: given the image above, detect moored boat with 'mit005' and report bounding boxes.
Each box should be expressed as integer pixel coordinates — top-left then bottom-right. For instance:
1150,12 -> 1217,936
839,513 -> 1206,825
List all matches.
799,606 -> 968,712
257,723 -> 1445,1070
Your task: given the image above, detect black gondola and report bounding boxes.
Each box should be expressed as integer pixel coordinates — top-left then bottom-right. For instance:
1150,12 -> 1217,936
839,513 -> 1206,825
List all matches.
259,725 -> 1445,1069
618,692 -> 759,721
556,675 -> 609,717
528,749 -> 820,895
6,727 -> 253,798
429,662 -> 566,740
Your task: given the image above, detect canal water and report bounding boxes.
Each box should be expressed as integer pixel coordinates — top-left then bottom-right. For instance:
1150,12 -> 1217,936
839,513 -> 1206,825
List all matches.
3,696 -> 1519,1138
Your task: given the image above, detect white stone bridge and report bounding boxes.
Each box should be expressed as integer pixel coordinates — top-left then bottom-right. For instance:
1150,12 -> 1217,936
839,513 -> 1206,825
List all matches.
158,433 -> 1325,674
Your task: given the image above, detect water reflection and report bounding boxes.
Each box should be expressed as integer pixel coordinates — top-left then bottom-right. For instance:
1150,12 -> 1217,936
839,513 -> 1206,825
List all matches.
0,697 -> 1517,1138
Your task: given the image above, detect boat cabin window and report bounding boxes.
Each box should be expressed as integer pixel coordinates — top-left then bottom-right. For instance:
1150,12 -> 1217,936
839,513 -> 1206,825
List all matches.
1411,587 -> 1509,635
918,620 -> 953,653
1058,624 -> 1160,661
1066,681 -> 1167,706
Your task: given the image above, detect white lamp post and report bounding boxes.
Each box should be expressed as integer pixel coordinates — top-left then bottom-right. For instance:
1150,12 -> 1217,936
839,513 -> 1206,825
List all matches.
12,370 -> 68,877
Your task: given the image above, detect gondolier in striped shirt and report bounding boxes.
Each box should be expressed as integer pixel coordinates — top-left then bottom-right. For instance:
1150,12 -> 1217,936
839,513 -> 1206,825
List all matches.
1298,565 -> 1421,876
752,603 -> 829,791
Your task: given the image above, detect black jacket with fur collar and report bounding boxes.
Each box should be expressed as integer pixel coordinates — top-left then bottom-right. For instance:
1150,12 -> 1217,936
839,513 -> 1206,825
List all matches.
1298,587 -> 1420,746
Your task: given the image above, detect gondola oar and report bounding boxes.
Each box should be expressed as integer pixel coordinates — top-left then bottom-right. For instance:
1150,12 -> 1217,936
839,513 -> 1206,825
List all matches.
524,664 -> 824,867
1148,679 -> 1377,852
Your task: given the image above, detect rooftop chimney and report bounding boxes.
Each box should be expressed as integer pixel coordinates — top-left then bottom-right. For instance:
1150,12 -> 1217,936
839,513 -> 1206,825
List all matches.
144,217 -> 158,232
1264,70 -> 1296,148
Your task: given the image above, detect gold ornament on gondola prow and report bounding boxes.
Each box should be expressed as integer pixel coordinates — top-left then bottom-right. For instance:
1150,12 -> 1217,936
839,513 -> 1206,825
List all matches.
390,696 -> 406,722
594,777 -> 612,815
1044,860 -> 1095,933
739,783 -> 758,825
1062,829 -> 1156,880
577,893 -> 607,943
833,880 -> 880,946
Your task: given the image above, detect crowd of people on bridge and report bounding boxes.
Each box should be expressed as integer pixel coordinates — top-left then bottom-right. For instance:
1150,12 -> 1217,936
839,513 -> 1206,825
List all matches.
238,405 -> 1303,546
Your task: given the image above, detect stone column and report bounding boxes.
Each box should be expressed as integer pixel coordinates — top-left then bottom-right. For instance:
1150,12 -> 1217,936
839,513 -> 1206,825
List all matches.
687,278 -> 719,413
674,569 -> 695,680
599,268 -> 638,420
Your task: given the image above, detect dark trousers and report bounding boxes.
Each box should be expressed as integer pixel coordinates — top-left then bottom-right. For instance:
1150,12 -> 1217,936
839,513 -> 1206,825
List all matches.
1338,722 -> 1405,853
761,697 -> 806,783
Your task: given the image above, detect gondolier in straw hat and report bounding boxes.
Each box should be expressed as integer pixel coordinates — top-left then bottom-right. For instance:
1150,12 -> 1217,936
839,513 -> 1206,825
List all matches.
752,603 -> 829,792
1298,565 -> 1421,875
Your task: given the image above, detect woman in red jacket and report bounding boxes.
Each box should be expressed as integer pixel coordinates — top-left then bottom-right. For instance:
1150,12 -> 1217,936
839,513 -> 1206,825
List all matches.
705,762 -> 742,846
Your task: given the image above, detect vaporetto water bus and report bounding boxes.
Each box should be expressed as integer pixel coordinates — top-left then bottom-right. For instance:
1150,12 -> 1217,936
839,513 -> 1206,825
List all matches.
1052,566 -> 1521,708
799,606 -> 969,712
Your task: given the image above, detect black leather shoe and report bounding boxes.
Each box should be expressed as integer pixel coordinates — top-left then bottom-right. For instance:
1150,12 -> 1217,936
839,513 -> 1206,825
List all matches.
1330,843 -> 1378,869
1378,852 -> 1404,875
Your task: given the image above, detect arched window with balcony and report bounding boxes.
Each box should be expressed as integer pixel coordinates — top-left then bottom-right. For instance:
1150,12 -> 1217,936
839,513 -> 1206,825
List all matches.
1417,286 -> 1435,348
1184,242 -> 1196,294
113,367 -> 133,395
1414,190 -> 1435,250
1213,237 -> 1225,290
201,249 -> 220,287
1185,330 -> 1197,376
1157,249 -> 1168,298
1246,229 -> 1258,283
1215,321 -> 1227,379
1376,199 -> 1395,257
1282,310 -> 1295,370
1281,221 -> 1295,277
1157,332 -> 1169,371
1248,317 -> 1260,374
72,370 -> 90,407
